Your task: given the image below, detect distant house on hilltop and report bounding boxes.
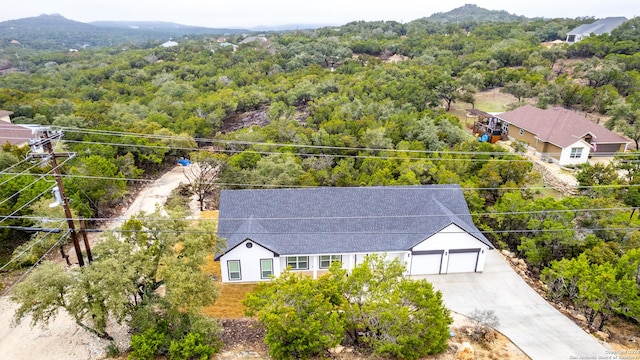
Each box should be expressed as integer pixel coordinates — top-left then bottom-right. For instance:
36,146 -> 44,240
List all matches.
566,17 -> 627,44
160,40 -> 178,48
497,105 -> 630,166
239,35 -> 267,45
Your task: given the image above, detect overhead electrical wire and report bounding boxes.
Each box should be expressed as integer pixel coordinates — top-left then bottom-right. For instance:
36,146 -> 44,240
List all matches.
0,223 -> 66,272
0,184 -> 57,225
0,205 -> 635,223
62,137 -> 535,163
0,226 -> 634,238
1,229 -> 71,297
53,125 -> 640,159
0,155 -> 36,176
0,160 -> 42,188
2,167 -> 640,191
0,156 -> 74,208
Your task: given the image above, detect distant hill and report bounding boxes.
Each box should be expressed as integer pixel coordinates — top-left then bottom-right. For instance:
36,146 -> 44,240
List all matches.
90,20 -> 246,35
0,14 -> 246,51
424,4 -> 527,23
249,23 -> 336,31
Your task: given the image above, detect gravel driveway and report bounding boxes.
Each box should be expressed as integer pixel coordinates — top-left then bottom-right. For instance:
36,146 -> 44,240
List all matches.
422,250 -> 611,360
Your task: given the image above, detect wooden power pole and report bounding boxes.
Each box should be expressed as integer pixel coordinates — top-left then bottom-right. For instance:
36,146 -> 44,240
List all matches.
32,128 -> 86,266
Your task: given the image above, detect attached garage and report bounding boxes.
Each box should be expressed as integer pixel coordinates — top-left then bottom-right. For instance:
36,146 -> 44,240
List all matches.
411,250 -> 444,275
410,224 -> 490,275
446,248 -> 480,273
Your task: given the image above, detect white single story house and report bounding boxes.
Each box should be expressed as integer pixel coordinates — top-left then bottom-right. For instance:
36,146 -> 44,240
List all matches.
498,105 -> 630,166
215,185 -> 493,283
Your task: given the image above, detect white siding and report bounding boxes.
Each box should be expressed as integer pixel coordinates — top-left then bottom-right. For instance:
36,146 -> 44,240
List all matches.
219,225 -> 489,282
219,240 -> 278,282
559,140 -> 590,166
411,224 -> 489,273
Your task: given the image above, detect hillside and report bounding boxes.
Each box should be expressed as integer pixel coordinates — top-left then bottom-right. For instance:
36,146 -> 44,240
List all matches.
89,20 -> 247,35
423,3 -> 527,23
0,14 -> 245,51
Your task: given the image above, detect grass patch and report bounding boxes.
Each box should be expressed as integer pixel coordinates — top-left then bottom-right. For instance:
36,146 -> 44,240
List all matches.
198,209 -> 259,319
529,180 -> 564,200
203,257 -> 259,319
204,257 -> 259,319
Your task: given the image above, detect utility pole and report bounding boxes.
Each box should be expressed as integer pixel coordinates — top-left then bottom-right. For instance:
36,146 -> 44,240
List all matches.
32,128 -> 86,267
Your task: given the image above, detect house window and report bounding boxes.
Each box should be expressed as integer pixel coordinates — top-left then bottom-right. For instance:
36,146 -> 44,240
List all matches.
260,259 -> 273,279
519,128 -> 524,136
319,255 -> 342,269
227,260 -> 241,281
286,256 -> 309,270
570,147 -> 583,159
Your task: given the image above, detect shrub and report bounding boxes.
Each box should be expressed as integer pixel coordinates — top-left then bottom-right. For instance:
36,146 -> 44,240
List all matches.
169,332 -> 217,360
129,327 -> 166,360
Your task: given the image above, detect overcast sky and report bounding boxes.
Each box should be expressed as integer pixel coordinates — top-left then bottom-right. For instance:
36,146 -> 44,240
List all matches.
1,1 -> 638,28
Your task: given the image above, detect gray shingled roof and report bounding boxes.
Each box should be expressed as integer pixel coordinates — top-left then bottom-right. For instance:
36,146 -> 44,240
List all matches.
567,17 -> 627,36
216,185 -> 492,259
498,105 -> 629,148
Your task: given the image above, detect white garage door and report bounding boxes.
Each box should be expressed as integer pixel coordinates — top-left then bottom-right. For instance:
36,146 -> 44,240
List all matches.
411,250 -> 443,275
447,249 -> 480,273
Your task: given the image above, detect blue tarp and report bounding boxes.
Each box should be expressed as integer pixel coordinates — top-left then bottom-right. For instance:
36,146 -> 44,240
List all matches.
177,159 -> 192,166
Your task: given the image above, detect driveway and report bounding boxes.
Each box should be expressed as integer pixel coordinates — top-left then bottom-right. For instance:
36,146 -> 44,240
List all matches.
423,250 -> 610,360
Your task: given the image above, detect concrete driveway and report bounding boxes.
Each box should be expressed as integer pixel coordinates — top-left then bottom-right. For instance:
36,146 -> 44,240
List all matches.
422,250 -> 611,360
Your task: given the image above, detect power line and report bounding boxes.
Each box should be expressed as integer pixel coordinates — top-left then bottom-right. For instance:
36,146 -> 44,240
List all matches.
0,223 -> 66,272
1,229 -> 71,297
0,226 -> 633,237
0,185 -> 56,225
62,137 -> 535,163
0,204 -> 634,225
0,171 -> 611,191
0,162 -> 42,188
52,125 -> 640,159
0,155 -> 38,177
0,156 -> 73,208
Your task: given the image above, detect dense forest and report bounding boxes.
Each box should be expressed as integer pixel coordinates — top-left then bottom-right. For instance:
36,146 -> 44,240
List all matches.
1,6 -> 640,354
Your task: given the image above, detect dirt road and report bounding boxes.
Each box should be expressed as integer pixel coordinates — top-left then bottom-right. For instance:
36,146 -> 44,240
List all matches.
0,165 -> 191,360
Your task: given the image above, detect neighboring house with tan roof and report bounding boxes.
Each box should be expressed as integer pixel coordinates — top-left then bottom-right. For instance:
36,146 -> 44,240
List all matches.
498,105 -> 630,166
0,110 -> 13,123
0,122 -> 33,147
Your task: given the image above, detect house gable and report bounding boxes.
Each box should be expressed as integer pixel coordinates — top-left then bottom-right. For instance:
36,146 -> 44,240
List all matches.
412,224 -> 489,252
219,239 -> 278,282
